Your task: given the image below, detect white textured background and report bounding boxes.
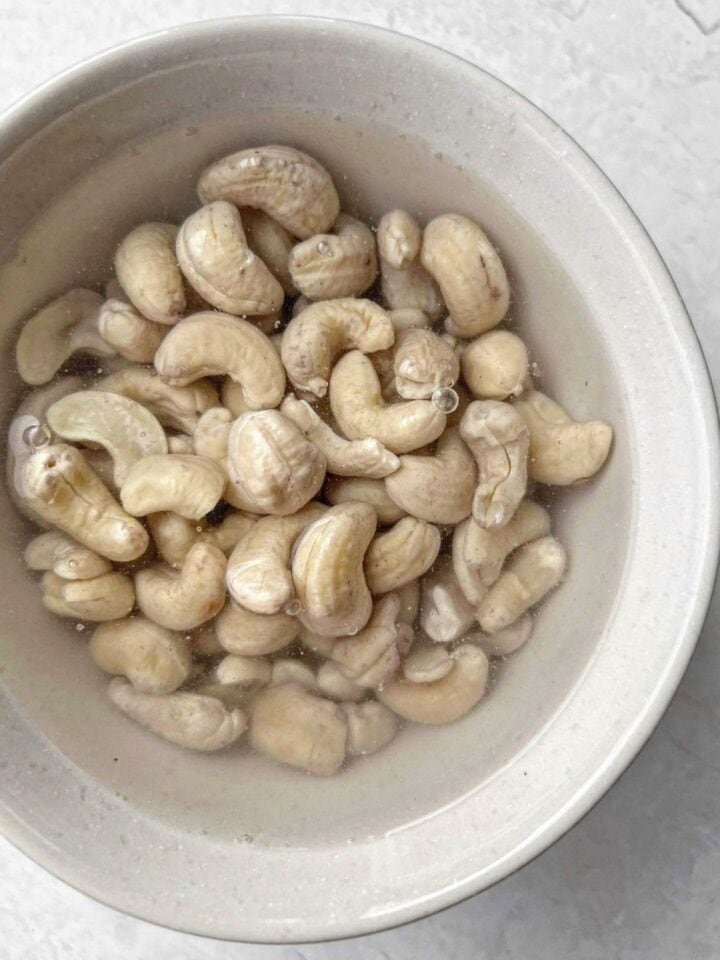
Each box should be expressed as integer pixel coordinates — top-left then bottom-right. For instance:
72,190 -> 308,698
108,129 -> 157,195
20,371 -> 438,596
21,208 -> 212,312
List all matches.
1,1 -> 720,958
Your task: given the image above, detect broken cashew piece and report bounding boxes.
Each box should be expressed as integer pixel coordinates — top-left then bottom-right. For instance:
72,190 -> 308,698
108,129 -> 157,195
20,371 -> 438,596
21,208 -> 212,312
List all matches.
378,210 -> 444,320
121,454 -> 225,520
325,476 -> 406,524
216,599 -> 299,656
135,541 -> 227,630
377,209 -> 422,270
364,516 -> 441,595
461,330 -> 528,399
420,557 -> 476,643
198,145 -> 340,239
466,615 -> 534,657
109,678 -> 246,751
241,207 -> 296,294
342,701 -> 398,756
97,365 -> 219,434
90,617 -> 192,693
41,570 -> 135,621
281,298 -> 394,398
331,593 -> 410,689
288,214 -> 378,300
97,299 -> 166,363
24,531 -> 111,580
464,499 -> 551,586
115,222 -> 186,325
460,400 -> 529,529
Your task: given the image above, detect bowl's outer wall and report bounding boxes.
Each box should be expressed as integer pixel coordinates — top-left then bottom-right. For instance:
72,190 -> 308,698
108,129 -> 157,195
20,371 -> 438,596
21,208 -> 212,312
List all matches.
0,18 -> 717,943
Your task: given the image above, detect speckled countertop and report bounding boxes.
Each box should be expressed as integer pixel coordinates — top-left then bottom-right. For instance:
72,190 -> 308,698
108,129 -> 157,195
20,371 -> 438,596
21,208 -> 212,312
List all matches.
1,2 -> 719,958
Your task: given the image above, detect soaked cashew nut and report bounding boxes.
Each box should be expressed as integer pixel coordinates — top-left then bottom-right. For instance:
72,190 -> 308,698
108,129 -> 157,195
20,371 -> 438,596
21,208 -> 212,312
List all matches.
460,400 -> 529,529
331,593 -> 411,689
121,454 -> 225,521
466,614 -> 534,657
24,531 -> 111,580
15,289 -> 110,385
420,557 -> 476,643
220,378 -> 251,418
342,701 -> 398,756
214,654 -> 273,690
477,536 -> 567,633
364,516 -> 441,595
281,395 -> 399,479
41,570 -> 135,621
379,643 -> 489,724
216,599 -> 299,656
241,207 -> 296,294
377,209 -> 422,270
109,678 -> 246,751
193,407 -> 233,462
325,476 -> 406,524
47,390 -> 167,486
461,330 -> 528,399
388,308 -> 432,331
115,223 -> 186,325
292,502 -> 377,637
98,365 -> 219,433
17,444 -> 148,562
403,644 -> 455,684
148,509 -> 255,567
167,434 -> 194,454
464,499 -> 551,586
176,201 -> 284,315
226,410 -> 326,515
90,618 -> 192,693
385,428 -> 477,524
421,214 -> 509,338
513,389 -> 613,485
135,542 -> 227,630
271,658 -> 318,690
281,299 -> 394,398
198,145 -> 340,239
317,662 -> 366,702
451,518 -> 487,605
289,214 -> 378,300
250,682 -> 347,775
97,299 -> 166,363
392,328 -> 460,400
378,210 -> 444,320
330,351 -> 446,454
154,312 -> 285,410
225,503 -> 326,614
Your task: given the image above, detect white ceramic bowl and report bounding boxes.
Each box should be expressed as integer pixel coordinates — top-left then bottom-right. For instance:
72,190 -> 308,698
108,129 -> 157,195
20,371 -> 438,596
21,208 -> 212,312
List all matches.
0,17 -> 717,943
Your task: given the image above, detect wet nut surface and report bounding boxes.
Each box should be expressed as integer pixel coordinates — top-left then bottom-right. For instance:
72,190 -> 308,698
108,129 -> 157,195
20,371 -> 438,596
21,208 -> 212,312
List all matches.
7,141 -> 611,774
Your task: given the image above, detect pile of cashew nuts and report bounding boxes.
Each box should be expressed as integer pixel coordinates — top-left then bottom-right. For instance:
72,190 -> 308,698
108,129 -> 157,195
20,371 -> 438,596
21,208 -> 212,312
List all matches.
7,144 -> 613,776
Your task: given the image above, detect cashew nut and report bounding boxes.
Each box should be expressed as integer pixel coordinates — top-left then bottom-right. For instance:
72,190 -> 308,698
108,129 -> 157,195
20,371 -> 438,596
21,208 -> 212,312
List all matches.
24,531 -> 111,580
154,312 -> 285,410
215,599 -> 299,656
477,536 -> 567,633
464,499 -> 551,586
220,378 -> 251,418
115,222 -> 185,325
148,509 -> 255,567
90,617 -> 191,693
193,407 -> 233,463
460,400 -> 529,529
324,476 -> 406,524
316,662 -> 366,702
388,308 -> 431,331
97,299 -> 166,363
198,145 -> 340,239
385,428 -> 477,524
378,643 -> 489,724
391,328 -> 460,401
271,658 -> 318,690
451,519 -> 487,605
241,207 -> 296,294
98,364 -> 219,433
250,682 -> 347,775
402,644 -> 455,684
420,557 -> 476,643
329,351 -> 447,454
109,678 -> 246,751
214,654 -> 272,690
364,516 -> 441,595
421,214 -> 509,338
461,330 -> 528,399
225,503 -> 326,614
41,569 -> 134,621
513,389 -> 613,485
166,434 -> 195,454
176,201 -> 284,315
15,289 -> 111,385
342,701 -> 398,756
288,214 -> 377,300
330,593 -> 411,689
121,454 -> 225,520
466,614 -> 534,657
47,390 -> 167,486
226,410 -> 326,515
281,299 -> 394,398
377,209 -> 422,269
377,210 -> 444,319
135,542 -> 227,630
292,502 -> 377,637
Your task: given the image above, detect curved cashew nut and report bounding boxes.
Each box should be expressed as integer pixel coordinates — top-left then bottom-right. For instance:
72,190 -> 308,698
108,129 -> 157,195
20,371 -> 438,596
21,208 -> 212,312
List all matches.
226,410 -> 326,515
466,614 -> 534,657
316,662 -> 366,702
41,570 -> 135,621
15,289 -> 110,385
271,658 -> 318,690
109,678 -> 246,751
250,682 -> 347,775
17,444 -> 148,562
421,214 -> 509,338
115,222 -> 186,325
513,389 -> 613,485
214,654 -> 272,690
392,328 -> 460,400
97,299 -> 166,363
288,214 -> 378,300
154,312 -> 286,410
197,145 -> 340,239
281,395 -> 400,479
420,557 -> 476,643
220,378 -> 250,418
331,593 -> 411,689
464,499 -> 551,586
388,308 -> 431,331
24,531 -> 111,580
460,400 -> 529,529
225,503 -> 326,614
403,644 -> 455,684
377,209 -> 422,270
292,502 -> 377,637
47,390 -> 167,486
342,701 -> 398,756
241,207 -> 296,294
364,516 -> 441,595
378,643 -> 489,724
281,299 -> 394,398
385,428 -> 477,524
121,454 -> 225,520
325,476 -> 407,524
477,536 -> 567,633
215,599 -> 299,656
148,509 -> 255,567
451,518 -> 487,605
135,541 -> 227,630
176,201 -> 284,315
377,210 -> 444,320
461,330 -> 528,399
98,365 -> 219,433
90,617 -> 192,693
329,351 -> 447,455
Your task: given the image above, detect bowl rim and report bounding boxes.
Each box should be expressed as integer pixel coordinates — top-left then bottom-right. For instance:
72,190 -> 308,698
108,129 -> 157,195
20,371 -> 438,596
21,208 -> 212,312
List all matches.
0,14 -> 718,944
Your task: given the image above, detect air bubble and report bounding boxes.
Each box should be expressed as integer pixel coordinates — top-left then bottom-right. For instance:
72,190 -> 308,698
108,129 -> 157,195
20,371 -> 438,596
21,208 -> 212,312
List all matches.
345,624 -> 359,636
316,240 -> 333,257
67,559 -> 78,570
431,386 -> 459,414
284,599 -> 303,616
21,422 -> 51,449
75,623 -> 85,632
195,525 -> 204,533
